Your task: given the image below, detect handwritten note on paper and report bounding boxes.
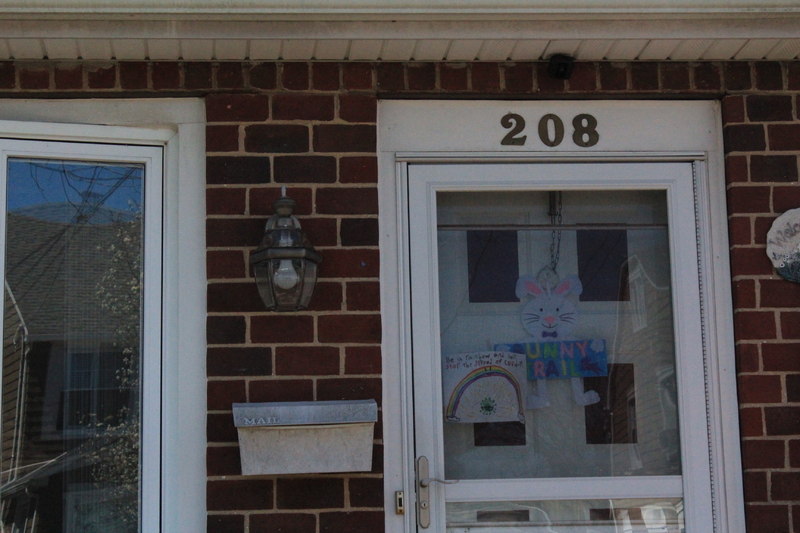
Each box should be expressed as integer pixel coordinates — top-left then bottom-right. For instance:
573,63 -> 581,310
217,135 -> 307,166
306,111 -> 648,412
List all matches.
495,340 -> 608,380
442,352 -> 527,423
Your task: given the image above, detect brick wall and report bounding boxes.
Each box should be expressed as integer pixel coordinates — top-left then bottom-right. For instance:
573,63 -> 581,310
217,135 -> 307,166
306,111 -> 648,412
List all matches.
1,59 -> 798,533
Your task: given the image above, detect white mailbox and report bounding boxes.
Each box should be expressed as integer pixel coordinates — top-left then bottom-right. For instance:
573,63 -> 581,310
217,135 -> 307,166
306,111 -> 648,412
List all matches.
232,400 -> 378,475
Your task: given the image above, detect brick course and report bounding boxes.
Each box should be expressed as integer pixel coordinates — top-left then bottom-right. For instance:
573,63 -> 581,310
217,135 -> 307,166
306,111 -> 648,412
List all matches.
2,58 -> 798,532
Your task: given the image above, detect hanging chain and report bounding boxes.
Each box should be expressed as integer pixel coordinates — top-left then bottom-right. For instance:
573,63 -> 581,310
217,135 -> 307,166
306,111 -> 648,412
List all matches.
549,191 -> 563,272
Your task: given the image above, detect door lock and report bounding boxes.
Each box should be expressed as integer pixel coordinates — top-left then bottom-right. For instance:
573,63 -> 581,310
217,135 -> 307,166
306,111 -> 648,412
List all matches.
416,456 -> 458,529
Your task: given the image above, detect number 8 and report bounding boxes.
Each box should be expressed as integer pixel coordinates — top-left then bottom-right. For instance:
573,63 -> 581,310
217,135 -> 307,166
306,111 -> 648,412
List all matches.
572,114 -> 599,147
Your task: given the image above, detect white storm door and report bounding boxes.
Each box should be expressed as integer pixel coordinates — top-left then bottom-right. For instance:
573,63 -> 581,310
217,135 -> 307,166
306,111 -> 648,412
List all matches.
407,161 -> 712,532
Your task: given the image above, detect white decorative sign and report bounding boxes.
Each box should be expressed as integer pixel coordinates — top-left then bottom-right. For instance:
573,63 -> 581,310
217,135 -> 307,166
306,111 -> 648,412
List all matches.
442,351 -> 527,423
767,207 -> 800,283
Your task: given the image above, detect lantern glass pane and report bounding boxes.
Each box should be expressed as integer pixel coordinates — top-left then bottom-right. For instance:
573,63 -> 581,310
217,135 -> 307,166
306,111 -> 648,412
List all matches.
299,261 -> 318,309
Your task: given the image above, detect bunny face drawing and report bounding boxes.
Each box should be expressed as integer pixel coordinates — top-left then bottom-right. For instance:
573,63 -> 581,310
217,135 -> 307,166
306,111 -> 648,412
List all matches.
516,276 -> 582,341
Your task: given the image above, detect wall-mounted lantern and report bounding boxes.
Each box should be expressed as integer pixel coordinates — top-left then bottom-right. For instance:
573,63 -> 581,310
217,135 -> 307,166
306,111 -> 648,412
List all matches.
250,187 -> 322,311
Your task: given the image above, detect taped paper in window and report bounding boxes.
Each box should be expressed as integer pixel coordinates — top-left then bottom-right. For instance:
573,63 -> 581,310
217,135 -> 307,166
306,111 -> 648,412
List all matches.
495,340 -> 608,380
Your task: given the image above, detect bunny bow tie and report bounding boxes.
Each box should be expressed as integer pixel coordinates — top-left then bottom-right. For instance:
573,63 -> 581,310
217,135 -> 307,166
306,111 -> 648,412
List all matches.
542,331 -> 558,338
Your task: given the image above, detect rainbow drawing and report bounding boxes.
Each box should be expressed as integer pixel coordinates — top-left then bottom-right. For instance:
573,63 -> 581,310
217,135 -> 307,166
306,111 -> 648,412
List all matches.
444,365 -> 524,422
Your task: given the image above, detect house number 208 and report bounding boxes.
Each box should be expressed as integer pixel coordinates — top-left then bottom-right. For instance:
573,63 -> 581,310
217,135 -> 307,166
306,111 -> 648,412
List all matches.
500,113 -> 599,148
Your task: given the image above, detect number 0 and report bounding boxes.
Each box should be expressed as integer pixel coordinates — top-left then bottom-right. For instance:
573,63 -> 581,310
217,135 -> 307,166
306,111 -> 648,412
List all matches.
538,114 -> 564,147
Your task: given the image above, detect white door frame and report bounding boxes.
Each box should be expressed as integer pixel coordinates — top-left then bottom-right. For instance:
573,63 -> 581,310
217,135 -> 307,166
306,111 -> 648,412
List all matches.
378,100 -> 743,533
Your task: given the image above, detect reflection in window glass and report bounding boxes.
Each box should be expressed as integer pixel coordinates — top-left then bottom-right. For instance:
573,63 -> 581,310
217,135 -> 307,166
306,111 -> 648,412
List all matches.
1,159 -> 143,532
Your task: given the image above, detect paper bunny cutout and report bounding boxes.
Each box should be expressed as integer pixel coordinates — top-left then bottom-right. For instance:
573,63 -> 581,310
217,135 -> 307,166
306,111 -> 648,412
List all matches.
516,275 -> 601,409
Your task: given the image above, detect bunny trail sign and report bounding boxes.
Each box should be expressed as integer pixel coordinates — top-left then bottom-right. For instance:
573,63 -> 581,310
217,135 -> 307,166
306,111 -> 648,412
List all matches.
495,340 -> 608,379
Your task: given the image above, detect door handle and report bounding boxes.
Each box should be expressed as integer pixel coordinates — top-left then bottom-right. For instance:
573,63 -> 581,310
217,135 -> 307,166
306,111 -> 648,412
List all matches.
416,456 -> 459,529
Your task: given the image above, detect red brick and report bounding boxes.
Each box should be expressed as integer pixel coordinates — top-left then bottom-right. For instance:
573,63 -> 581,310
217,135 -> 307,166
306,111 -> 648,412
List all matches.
725,61 -> 752,91
208,156 -> 271,185
208,515 -> 245,533
245,124 -> 309,153
723,124 -> 766,153
745,504 -> 789,533
207,125 -> 240,152
340,218 -> 378,246
207,218 -> 265,247
339,157 -> 378,184
765,406 -> 800,435
249,379 -> 313,402
738,374 -> 782,404
536,62 -> 565,92
207,187 -> 246,215
251,315 -> 314,343
741,439 -> 785,468
208,346 -> 272,377
319,511 -> 384,533
152,62 -> 180,90
737,343 -> 760,373
503,62 -> 533,93
306,280 -> 344,311
119,62 -> 147,90
207,316 -> 247,344
317,377 -> 382,404
743,471 -> 768,502
728,216 -> 751,245
739,407 -> 764,437
781,312 -> 800,339
345,346 -> 382,375
318,315 -> 381,343
772,472 -> 800,501
275,346 -> 340,376
207,94 -> 271,122
54,64 -> 83,90
750,155 -> 798,183
208,250 -> 246,279
727,186 -> 771,214
747,95 -> 793,122
789,62 -> 800,90
273,94 -> 334,121
599,62 -> 627,91
316,187 -> 378,214
754,216 -> 776,245
768,124 -> 800,151
207,446 -> 241,476
730,247 -> 774,276
274,155 -> 336,183
277,478 -> 344,509
407,62 -> 436,91
761,280 -> 800,308
733,279 -> 756,309
207,480 -> 273,511
349,478 -> 384,508
725,155 -> 748,183
734,310 -> 777,340
631,62 -> 659,91
339,94 -> 377,123
788,374 -> 800,402
207,380 -> 247,410
722,95 -> 745,124
318,249 -> 379,278
250,514 -> 316,533
567,62 -> 597,92
763,344 -> 800,371
313,63 -> 342,91
250,187 -> 312,216
773,186 -> 800,213
282,62 -> 310,90
185,62 -> 213,89
313,124 -> 376,152
693,62 -> 721,91
472,63 -> 501,92
249,63 -> 277,90
216,62 -> 244,89
347,281 -> 380,311
0,62 -> 15,89
343,62 -> 373,90
755,61 -> 783,90
19,67 -> 49,89
440,63 -> 468,91
208,281 -> 264,312
208,413 -> 239,442
301,217 -> 338,247
87,63 -> 115,88
790,439 -> 800,467
377,63 -> 404,91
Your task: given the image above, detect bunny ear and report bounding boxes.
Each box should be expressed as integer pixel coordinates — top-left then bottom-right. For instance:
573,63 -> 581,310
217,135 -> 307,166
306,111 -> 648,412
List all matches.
554,275 -> 583,296
516,277 -> 544,298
